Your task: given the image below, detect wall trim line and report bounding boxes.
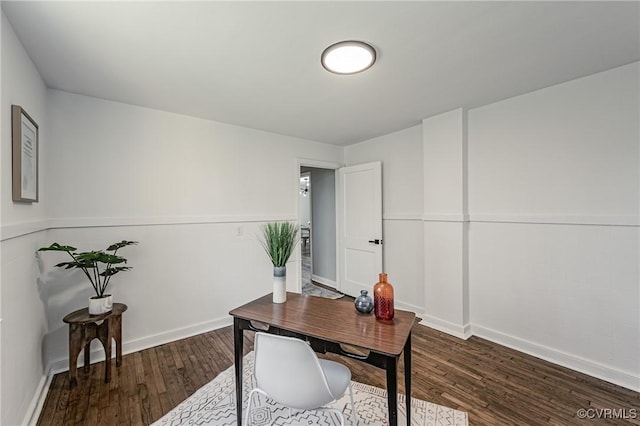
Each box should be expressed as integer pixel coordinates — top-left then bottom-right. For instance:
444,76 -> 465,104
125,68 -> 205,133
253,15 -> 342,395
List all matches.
383,213 -> 423,221
470,214 -> 638,227
422,214 -> 468,222
5,212 -> 635,242
0,219 -> 49,241
1,215 -> 299,241
420,213 -> 639,227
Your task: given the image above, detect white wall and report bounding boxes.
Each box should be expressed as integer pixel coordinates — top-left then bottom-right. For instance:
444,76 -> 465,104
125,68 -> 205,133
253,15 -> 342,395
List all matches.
45,90 -> 343,221
1,73 -> 342,423
467,62 -> 639,390
345,125 -> 424,312
3,14 -> 638,426
422,109 -> 469,336
1,13 -> 48,230
344,63 -> 639,391
42,90 -> 343,370
0,10 -> 50,426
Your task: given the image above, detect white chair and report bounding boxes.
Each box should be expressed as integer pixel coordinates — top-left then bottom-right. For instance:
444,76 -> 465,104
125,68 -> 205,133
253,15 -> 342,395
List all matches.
245,332 -> 357,425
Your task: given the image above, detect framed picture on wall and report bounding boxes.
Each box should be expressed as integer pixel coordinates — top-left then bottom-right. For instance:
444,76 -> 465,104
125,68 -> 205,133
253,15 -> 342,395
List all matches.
12,105 -> 39,202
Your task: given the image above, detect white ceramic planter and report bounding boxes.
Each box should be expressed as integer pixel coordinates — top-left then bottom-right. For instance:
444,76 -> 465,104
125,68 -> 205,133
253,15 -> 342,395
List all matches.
273,266 -> 286,303
89,294 -> 113,315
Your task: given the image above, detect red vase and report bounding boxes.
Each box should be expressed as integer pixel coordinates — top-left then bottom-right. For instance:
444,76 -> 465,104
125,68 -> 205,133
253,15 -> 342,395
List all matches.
373,273 -> 394,321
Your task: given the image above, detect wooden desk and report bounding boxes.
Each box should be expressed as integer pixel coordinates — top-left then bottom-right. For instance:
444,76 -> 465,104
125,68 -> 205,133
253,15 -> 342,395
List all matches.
62,303 -> 127,388
229,293 -> 415,426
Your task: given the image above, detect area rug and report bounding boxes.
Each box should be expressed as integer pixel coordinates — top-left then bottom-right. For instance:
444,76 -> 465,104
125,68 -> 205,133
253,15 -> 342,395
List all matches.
153,352 -> 468,426
302,281 -> 344,300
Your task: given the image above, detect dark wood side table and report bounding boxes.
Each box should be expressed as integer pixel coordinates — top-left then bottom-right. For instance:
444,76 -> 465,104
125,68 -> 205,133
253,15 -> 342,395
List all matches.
62,302 -> 127,388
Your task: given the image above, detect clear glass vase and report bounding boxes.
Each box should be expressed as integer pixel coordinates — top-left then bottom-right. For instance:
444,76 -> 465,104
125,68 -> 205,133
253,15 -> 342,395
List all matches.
354,289 -> 374,314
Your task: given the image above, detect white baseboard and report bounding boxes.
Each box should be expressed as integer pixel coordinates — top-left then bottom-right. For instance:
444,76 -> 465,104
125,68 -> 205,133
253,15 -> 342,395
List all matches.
122,316 -> 234,361
419,314 -> 472,340
418,318 -> 639,391
23,373 -> 52,426
395,300 -> 426,317
471,324 -> 640,392
310,274 -> 337,289
30,316 -> 233,425
48,315 -> 232,374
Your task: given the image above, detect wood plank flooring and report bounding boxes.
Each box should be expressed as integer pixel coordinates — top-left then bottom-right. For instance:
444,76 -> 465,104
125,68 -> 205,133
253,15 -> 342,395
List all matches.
37,322 -> 639,425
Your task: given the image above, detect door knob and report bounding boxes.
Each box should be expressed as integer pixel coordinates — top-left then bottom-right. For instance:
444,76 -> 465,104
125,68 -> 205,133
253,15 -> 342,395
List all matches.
368,239 -> 382,245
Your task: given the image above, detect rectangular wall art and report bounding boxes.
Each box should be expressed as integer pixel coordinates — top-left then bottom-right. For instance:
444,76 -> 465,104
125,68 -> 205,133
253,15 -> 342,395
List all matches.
12,104 -> 39,202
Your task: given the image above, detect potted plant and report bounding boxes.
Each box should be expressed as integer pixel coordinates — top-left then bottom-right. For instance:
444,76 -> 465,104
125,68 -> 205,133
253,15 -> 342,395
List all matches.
259,222 -> 298,303
38,240 -> 138,314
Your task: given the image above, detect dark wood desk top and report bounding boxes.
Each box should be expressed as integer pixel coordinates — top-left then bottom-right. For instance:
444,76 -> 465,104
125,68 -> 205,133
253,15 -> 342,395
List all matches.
63,303 -> 128,324
229,293 -> 415,357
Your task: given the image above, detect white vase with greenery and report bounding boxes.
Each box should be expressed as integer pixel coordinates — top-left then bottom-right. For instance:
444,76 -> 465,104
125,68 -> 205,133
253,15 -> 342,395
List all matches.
260,222 -> 298,303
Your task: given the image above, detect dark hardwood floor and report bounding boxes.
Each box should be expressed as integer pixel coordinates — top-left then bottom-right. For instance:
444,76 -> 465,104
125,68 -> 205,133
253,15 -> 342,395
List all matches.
38,322 -> 639,426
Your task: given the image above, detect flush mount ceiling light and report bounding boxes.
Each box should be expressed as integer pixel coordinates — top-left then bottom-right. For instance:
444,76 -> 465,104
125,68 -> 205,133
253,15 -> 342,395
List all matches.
321,41 -> 376,75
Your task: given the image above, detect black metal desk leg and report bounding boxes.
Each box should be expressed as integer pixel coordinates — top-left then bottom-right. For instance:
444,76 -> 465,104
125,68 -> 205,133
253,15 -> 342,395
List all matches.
234,318 -> 244,426
386,355 -> 398,426
404,332 -> 412,425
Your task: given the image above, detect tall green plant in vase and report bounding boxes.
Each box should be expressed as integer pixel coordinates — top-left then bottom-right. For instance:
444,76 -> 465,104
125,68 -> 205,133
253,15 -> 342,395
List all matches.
38,240 -> 138,314
259,222 -> 298,303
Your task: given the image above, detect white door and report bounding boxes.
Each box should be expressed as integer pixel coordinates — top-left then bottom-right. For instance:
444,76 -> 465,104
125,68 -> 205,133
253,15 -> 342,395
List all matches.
337,161 -> 383,297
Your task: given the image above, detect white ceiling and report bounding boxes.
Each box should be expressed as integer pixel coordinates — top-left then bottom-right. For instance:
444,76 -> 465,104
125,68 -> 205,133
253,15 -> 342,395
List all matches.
3,1 -> 639,146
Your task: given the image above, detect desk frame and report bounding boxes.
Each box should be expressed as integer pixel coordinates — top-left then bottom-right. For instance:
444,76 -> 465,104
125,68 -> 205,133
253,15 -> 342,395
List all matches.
230,293 -> 414,426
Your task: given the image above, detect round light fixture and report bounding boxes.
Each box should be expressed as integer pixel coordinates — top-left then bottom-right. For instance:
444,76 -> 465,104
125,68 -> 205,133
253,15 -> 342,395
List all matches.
321,41 -> 376,75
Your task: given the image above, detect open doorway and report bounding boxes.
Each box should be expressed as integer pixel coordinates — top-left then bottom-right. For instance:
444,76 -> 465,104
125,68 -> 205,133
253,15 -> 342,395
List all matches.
299,166 -> 342,298
299,171 -> 312,282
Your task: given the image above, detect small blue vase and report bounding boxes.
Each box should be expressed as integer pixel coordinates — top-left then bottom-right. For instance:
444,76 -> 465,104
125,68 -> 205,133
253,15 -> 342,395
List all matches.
354,290 -> 374,314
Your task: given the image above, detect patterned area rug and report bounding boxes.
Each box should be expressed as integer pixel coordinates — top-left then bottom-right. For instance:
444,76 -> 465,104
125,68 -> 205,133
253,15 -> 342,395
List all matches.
153,352 -> 468,426
301,253 -> 343,300
302,281 -> 344,299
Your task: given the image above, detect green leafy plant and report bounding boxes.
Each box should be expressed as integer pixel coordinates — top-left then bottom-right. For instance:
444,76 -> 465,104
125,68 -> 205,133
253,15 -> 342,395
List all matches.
38,240 -> 138,298
259,222 -> 299,267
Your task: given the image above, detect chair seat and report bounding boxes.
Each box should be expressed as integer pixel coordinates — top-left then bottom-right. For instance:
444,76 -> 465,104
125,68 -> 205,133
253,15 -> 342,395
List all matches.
246,332 -> 357,426
318,359 -> 352,399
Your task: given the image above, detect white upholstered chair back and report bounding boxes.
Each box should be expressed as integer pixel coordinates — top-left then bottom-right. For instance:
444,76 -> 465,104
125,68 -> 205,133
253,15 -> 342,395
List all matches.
245,332 -> 357,425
